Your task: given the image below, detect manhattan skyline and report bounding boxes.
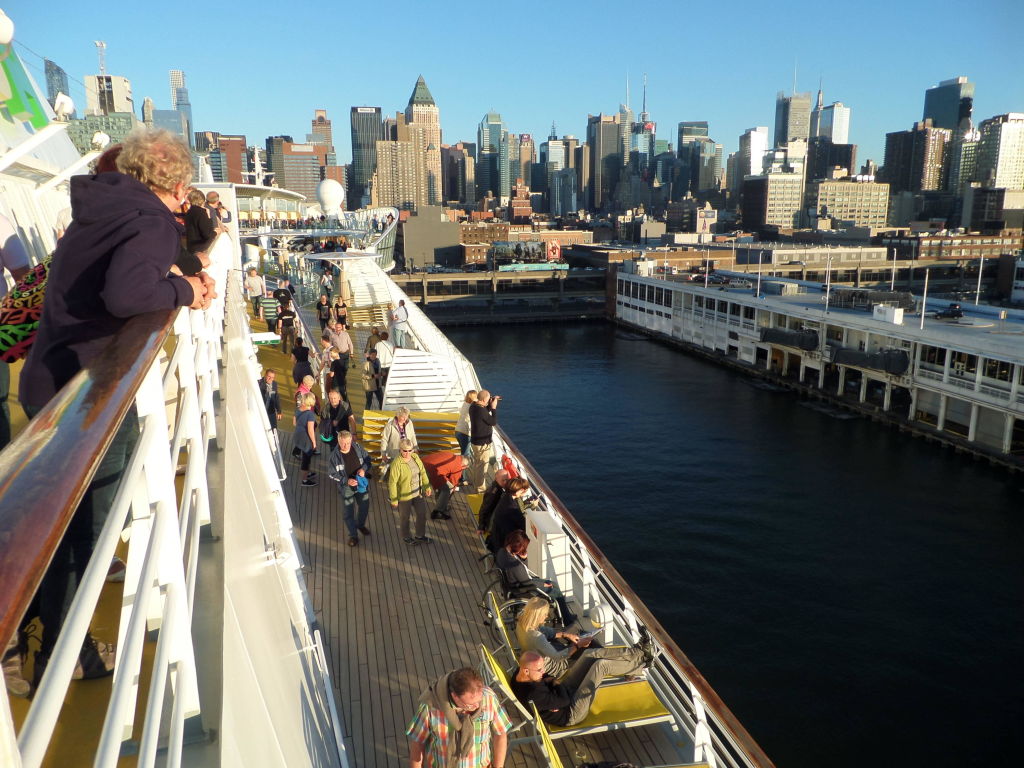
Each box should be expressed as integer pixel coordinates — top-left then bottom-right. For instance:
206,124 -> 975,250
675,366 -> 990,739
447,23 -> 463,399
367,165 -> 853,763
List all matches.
12,0 -> 1024,165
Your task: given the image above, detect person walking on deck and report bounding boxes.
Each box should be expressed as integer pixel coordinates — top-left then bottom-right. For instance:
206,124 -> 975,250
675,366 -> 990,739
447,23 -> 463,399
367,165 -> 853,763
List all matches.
258,369 -> 282,431
364,325 -> 382,354
260,289 -> 279,332
407,667 -> 510,768
390,299 -> 410,348
468,390 -> 500,493
315,294 -> 332,332
293,393 -> 319,487
276,298 -> 297,355
244,267 -> 265,315
380,406 -> 418,466
327,319 -> 353,371
375,331 -> 395,389
362,349 -> 383,410
387,438 -> 433,544
328,430 -> 372,547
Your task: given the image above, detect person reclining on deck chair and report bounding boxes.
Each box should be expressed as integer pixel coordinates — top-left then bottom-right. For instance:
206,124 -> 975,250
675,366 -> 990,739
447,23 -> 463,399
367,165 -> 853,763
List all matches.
516,597 -> 653,679
510,645 -> 651,728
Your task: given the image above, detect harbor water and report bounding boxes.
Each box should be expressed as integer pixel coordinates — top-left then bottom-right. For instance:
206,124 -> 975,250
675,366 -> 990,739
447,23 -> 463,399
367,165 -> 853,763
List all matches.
445,321 -> 1024,768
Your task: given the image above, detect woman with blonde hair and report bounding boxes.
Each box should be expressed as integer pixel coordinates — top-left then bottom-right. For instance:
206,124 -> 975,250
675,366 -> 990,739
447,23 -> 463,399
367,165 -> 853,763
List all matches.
515,597 -> 653,679
454,389 -> 476,455
380,405 -> 418,465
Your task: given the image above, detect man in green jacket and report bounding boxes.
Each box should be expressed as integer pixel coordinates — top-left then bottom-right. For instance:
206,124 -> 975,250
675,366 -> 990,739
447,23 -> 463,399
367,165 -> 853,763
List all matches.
387,438 -> 433,545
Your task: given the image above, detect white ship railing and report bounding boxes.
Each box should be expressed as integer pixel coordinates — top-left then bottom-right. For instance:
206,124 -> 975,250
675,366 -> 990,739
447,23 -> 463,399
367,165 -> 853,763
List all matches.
0,231 -> 348,767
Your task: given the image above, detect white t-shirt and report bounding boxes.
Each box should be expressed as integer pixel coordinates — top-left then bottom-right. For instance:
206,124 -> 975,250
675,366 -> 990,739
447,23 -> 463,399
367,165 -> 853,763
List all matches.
375,339 -> 394,367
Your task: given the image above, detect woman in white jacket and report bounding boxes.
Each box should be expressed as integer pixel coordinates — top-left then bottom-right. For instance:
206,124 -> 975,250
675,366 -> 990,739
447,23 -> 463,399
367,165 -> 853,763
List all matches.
454,389 -> 476,456
380,406 -> 418,466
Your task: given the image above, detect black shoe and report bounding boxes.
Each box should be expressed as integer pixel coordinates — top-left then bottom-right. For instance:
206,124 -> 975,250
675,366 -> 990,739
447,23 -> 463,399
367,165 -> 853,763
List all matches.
348,537 -> 358,547
633,626 -> 655,666
404,537 -> 416,545
302,478 -> 318,487
561,613 -> 578,627
357,525 -> 371,535
414,536 -> 432,544
77,634 -> 115,679
430,510 -> 451,520
307,471 -> 318,480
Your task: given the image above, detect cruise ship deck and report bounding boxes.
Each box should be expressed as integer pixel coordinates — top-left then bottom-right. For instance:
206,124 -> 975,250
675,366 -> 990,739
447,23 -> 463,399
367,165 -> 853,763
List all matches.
260,303 -> 692,767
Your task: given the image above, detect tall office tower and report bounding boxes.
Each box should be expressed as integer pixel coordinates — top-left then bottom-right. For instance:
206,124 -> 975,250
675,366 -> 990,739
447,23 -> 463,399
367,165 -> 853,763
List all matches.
806,136 -> 857,181
618,103 -> 634,166
923,76 -> 975,132
85,75 -> 133,116
477,111 -> 506,199
541,127 -> 566,204
194,131 -> 220,152
498,131 -> 516,201
152,109 -> 189,141
774,91 -> 812,146
575,143 -> 590,208
693,138 -> 723,191
174,86 -> 193,148
310,109 -> 333,148
976,113 -> 1024,190
811,94 -> 851,145
738,126 -> 769,179
517,134 -> 535,187
587,114 -> 621,211
350,106 -> 383,206
441,142 -> 475,203
169,70 -> 184,108
563,136 -> 579,169
945,123 -> 981,194
676,121 -> 709,195
725,152 -> 739,196
404,75 -> 442,205
551,167 -> 578,216
883,120 -> 951,193
44,59 -> 72,114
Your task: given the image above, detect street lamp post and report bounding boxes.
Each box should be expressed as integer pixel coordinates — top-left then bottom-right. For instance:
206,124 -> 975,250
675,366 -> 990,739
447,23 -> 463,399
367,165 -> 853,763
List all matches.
823,253 -> 834,315
889,247 -> 897,291
919,267 -> 930,330
974,255 -> 985,305
755,250 -> 763,297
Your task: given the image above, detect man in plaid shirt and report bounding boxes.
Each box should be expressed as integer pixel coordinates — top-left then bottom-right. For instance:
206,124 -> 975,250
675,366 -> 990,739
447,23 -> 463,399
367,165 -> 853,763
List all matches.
407,667 -> 510,768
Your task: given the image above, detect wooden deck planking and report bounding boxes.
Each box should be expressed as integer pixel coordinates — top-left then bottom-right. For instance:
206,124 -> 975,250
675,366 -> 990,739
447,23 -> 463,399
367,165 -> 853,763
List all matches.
258,305 -> 686,767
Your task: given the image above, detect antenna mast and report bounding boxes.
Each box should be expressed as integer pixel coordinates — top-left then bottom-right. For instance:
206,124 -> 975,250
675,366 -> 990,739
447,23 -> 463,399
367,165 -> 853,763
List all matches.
94,40 -> 107,75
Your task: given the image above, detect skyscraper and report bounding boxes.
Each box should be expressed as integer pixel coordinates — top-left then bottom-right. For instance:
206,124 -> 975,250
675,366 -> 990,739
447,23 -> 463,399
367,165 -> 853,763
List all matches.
587,114 -> 620,211
976,113 -> 1024,190
404,75 -> 442,205
44,59 -> 71,114
174,86 -> 193,148
310,109 -> 333,148
882,120 -> 951,194
169,70 -> 184,109
618,103 -> 634,166
945,122 -> 980,194
477,112 -> 506,200
774,91 -> 812,146
810,90 -> 851,145
736,127 -> 770,194
923,76 -> 975,132
350,107 -> 383,206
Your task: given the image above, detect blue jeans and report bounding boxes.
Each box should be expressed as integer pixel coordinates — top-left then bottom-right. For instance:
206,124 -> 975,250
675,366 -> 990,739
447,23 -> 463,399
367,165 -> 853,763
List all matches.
455,431 -> 469,455
340,482 -> 370,537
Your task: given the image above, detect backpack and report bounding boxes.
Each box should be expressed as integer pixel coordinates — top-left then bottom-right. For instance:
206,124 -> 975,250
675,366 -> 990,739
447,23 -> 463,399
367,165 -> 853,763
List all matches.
0,257 -> 50,363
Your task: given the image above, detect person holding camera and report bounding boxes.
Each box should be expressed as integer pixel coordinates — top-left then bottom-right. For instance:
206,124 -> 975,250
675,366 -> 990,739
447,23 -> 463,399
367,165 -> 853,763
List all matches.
468,389 -> 500,493
204,190 -> 232,228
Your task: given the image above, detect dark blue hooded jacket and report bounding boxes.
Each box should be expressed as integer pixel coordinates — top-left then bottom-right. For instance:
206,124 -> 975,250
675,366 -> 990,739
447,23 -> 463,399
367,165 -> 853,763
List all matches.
20,172 -> 193,408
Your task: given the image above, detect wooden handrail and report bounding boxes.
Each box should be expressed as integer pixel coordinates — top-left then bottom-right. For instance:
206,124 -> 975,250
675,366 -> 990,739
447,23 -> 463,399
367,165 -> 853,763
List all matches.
495,426 -> 778,768
0,308 -> 177,646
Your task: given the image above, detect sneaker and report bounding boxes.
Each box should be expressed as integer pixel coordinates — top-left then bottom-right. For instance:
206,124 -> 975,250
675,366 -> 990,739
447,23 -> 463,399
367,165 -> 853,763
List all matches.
357,525 -> 371,535
403,537 -> 416,545
307,471 -> 318,480
347,537 -> 358,547
106,556 -> 126,583
302,478 -> 318,487
75,635 -> 115,680
414,536 -> 432,544
430,511 -> 451,520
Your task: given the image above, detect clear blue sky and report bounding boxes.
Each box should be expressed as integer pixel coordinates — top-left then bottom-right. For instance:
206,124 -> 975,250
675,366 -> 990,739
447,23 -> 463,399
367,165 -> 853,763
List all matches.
10,0 -> 1024,166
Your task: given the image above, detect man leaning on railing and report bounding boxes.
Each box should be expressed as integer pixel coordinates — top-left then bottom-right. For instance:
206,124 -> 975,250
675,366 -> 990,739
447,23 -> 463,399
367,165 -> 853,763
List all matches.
9,128 -> 217,696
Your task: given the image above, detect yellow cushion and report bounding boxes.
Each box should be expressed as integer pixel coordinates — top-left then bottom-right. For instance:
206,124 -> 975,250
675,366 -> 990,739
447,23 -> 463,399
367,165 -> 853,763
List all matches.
489,591 -> 516,655
550,680 -> 670,733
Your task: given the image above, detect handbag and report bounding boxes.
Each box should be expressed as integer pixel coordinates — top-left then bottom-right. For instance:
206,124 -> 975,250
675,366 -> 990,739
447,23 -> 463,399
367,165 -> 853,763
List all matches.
0,258 -> 50,363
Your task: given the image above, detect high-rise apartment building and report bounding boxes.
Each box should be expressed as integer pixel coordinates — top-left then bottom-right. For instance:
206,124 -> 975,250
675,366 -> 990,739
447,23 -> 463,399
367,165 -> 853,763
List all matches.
883,120 -> 951,194
551,167 -> 577,216
404,76 -> 442,206
44,59 -> 72,114
923,76 -> 975,132
587,114 -> 620,211
219,135 -> 248,184
945,123 -> 981,194
373,128 -> 420,210
350,106 -> 383,206
85,75 -> 133,116
441,142 -> 475,204
517,134 -> 535,188
976,113 -> 1024,190
774,91 -> 811,146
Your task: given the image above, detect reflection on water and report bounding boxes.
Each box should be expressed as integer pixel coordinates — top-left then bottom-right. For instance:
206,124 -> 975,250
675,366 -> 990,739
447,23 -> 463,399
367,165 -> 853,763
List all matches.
447,321 -> 1024,768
